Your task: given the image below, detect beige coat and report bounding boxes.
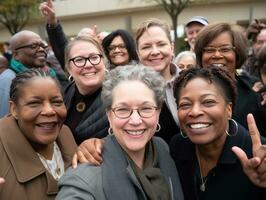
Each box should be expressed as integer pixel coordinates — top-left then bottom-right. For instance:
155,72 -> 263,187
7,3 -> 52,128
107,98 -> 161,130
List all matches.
0,115 -> 77,200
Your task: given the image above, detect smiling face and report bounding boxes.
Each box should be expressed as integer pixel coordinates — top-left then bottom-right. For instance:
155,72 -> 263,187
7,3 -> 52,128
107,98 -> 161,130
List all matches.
186,22 -> 205,51
137,26 -> 174,80
202,32 -> 236,76
108,36 -> 129,66
67,40 -> 106,95
12,32 -> 47,68
10,77 -> 67,147
107,80 -> 160,158
177,77 -> 232,145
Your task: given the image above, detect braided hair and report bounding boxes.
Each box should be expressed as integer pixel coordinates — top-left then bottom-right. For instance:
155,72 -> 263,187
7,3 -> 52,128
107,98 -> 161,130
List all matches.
173,66 -> 237,110
10,69 -> 61,104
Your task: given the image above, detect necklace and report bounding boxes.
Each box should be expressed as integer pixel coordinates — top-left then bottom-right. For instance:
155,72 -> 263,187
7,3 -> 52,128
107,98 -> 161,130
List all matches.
76,101 -> 86,112
37,142 -> 64,181
196,148 -> 208,192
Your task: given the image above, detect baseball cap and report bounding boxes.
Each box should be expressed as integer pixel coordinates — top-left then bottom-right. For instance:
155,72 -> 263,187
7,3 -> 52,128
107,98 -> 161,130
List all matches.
186,16 -> 209,27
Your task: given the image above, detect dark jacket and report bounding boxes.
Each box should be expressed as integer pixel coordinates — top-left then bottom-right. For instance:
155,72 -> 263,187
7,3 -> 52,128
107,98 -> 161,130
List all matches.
170,122 -> 266,200
234,73 -> 266,137
56,136 -> 184,200
156,102 -> 180,144
64,82 -> 109,144
0,115 -> 77,200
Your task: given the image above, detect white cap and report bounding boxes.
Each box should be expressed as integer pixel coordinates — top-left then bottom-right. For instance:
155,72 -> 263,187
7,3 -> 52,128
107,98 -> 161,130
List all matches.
186,16 -> 209,27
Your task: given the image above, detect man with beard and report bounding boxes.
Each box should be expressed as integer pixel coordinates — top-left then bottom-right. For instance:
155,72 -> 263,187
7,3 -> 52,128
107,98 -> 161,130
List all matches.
9,30 -> 68,87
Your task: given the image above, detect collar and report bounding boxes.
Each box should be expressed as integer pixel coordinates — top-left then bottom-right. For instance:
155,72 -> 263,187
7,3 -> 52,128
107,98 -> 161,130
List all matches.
175,122 -> 249,165
0,115 -> 76,194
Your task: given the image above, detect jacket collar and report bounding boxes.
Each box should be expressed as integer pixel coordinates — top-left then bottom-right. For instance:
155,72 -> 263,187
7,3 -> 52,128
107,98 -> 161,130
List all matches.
0,115 -> 76,194
175,122 -> 247,165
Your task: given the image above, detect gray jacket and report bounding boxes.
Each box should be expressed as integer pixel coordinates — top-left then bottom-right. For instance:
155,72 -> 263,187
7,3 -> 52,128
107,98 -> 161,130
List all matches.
56,136 -> 184,200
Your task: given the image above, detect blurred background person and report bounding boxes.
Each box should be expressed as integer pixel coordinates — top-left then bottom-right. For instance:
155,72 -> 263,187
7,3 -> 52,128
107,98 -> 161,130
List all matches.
174,50 -> 196,71
0,69 -> 77,199
185,16 -> 209,51
194,22 -> 266,137
0,55 -> 15,118
102,29 -> 139,69
56,64 -> 184,200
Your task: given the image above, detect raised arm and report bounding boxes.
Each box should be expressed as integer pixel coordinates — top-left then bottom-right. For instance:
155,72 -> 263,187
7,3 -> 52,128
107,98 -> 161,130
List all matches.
39,0 -> 68,68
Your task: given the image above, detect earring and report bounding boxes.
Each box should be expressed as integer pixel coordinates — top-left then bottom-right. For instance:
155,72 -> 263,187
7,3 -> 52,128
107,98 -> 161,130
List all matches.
108,127 -> 114,136
180,129 -> 188,139
226,118 -> 238,137
155,123 -> 161,132
68,75 -> 74,82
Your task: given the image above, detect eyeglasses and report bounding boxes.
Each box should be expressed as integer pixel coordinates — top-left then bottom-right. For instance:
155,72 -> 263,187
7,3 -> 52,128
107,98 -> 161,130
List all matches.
111,106 -> 158,119
203,46 -> 235,55
107,44 -> 126,52
69,54 -> 103,68
15,42 -> 48,51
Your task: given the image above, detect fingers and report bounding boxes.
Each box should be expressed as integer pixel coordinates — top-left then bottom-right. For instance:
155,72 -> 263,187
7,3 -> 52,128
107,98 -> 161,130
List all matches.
72,153 -> 78,168
0,177 -> 5,185
256,146 -> 266,173
232,146 -> 250,169
247,113 -> 262,154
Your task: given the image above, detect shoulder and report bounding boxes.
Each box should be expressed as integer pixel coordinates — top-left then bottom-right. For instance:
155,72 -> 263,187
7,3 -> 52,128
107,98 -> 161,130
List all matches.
152,136 -> 169,152
57,163 -> 103,200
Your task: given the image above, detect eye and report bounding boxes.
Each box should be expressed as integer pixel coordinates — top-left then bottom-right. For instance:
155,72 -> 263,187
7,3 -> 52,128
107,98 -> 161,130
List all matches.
141,45 -> 151,50
73,57 -> 85,63
158,42 -> 167,47
202,99 -> 216,107
140,106 -> 154,113
90,55 -> 100,61
178,102 -> 191,110
204,47 -> 215,53
52,99 -> 64,106
27,101 -> 41,108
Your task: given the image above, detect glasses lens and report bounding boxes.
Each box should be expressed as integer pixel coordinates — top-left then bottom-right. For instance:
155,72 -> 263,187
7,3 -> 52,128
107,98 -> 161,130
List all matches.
89,54 -> 101,65
73,57 -> 86,67
114,108 -> 131,118
139,107 -> 156,118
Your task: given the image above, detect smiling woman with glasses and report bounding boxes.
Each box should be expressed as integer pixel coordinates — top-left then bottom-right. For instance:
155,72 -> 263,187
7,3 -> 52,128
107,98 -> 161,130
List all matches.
63,36 -> 109,145
56,64 -> 184,200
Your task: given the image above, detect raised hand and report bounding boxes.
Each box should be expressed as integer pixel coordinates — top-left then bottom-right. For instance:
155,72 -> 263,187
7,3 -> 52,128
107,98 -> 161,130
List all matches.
0,177 -> 5,186
39,0 -> 57,26
72,138 -> 104,168
232,113 -> 266,187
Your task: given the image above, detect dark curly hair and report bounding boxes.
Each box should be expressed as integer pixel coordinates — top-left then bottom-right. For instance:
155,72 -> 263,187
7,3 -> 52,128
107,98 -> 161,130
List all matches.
173,66 -> 237,110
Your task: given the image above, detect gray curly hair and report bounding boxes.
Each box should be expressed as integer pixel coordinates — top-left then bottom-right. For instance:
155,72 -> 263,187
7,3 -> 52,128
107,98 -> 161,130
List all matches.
101,63 -> 166,109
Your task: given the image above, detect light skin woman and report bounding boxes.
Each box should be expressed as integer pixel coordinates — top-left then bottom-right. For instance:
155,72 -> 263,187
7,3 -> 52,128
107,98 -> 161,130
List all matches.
0,69 -> 76,199
63,36 -> 109,145
171,67 -> 266,199
56,64 -> 184,200
174,50 -> 196,71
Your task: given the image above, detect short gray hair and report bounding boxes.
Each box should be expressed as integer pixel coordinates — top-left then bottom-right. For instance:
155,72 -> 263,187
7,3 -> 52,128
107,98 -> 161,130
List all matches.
174,51 -> 196,64
101,63 -> 166,109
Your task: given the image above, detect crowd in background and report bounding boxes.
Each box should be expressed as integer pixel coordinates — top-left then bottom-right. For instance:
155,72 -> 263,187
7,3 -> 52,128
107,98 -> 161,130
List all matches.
1,0 -> 266,199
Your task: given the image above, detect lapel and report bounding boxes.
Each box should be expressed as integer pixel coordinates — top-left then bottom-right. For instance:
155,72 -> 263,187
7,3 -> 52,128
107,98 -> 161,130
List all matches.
0,116 -> 76,195
102,136 -> 140,200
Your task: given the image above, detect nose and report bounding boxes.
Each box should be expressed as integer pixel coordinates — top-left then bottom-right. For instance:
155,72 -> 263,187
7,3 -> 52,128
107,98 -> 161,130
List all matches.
41,102 -> 56,116
83,58 -> 93,68
128,110 -> 142,125
150,45 -> 160,55
188,103 -> 203,117
212,49 -> 223,57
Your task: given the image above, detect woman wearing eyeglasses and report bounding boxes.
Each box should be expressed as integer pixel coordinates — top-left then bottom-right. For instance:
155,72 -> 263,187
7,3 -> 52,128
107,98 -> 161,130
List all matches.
102,29 -> 139,69
194,23 -> 266,137
63,36 -> 109,145
56,64 -> 184,200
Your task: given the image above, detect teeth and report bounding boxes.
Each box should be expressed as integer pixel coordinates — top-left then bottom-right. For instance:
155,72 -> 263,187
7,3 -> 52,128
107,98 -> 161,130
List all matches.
212,63 -> 224,67
189,123 -> 210,129
126,130 -> 144,136
38,123 -> 56,129
84,72 -> 95,77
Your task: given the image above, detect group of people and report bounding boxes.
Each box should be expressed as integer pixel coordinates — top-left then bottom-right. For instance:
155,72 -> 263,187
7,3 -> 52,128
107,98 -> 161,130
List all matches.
1,0 -> 266,199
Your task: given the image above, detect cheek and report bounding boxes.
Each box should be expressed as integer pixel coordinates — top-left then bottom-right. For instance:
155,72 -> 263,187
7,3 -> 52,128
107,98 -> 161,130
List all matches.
202,53 -> 210,65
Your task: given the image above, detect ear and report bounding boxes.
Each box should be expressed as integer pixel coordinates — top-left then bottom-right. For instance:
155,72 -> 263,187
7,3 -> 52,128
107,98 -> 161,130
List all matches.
226,102 -> 233,119
10,101 -> 18,119
106,110 -> 113,128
